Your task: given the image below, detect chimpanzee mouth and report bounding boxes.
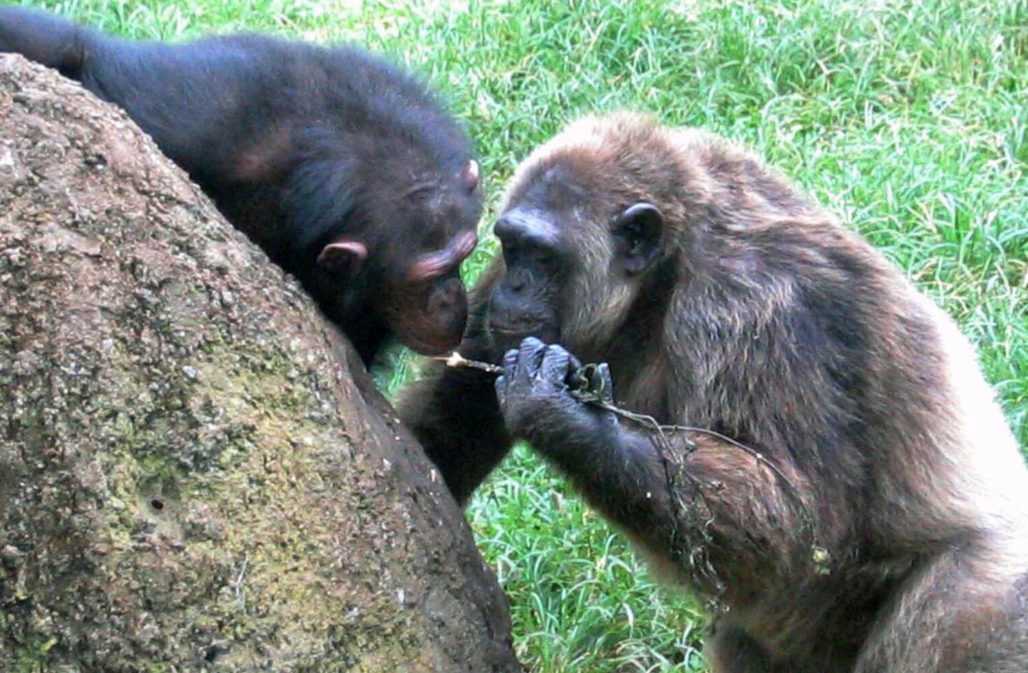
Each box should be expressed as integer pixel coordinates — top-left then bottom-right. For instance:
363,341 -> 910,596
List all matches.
394,325 -> 464,356
487,324 -> 533,335
487,321 -> 548,337
487,320 -> 560,350
403,335 -> 462,356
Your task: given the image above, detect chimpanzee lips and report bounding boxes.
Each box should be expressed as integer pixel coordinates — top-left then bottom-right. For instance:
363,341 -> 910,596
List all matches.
390,308 -> 466,355
398,328 -> 463,356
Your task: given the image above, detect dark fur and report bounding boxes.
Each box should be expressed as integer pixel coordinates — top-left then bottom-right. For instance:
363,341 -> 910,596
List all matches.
0,7 -> 482,364
400,113 -> 1028,672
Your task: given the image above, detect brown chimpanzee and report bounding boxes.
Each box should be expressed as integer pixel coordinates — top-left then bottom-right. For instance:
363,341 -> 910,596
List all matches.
400,113 -> 1028,672
0,6 -> 482,364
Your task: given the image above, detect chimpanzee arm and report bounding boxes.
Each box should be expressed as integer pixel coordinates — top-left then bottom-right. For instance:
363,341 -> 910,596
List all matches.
397,274 -> 515,506
0,7 -> 277,178
495,338 -> 812,573
399,362 -> 512,507
0,7 -> 85,76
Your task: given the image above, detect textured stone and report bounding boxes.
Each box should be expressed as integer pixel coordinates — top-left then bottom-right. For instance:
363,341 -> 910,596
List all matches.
0,54 -> 519,673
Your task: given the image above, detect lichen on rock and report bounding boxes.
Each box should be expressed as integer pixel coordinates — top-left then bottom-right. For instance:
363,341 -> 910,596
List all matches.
0,54 -> 519,673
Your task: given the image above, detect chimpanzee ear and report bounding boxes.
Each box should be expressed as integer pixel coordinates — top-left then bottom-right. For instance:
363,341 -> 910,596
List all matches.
612,202 -> 663,275
317,239 -> 368,277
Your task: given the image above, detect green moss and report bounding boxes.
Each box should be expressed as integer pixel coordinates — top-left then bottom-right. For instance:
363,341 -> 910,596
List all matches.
11,636 -> 59,673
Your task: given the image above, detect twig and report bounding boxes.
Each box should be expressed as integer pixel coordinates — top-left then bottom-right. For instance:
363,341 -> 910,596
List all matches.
431,351 -> 503,374
438,353 -> 762,452
437,351 -> 827,569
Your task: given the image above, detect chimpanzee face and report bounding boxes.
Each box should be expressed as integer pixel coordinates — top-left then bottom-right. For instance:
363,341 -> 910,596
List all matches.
486,161 -> 663,358
316,159 -> 482,356
379,226 -> 479,355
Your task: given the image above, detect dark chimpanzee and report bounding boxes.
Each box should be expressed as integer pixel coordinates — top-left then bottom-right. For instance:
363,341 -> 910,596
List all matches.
399,113 -> 1028,672
0,6 -> 482,364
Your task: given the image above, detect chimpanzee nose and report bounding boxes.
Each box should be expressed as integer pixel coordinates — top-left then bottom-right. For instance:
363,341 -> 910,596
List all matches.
494,210 -> 541,247
495,208 -> 559,254
494,214 -> 519,244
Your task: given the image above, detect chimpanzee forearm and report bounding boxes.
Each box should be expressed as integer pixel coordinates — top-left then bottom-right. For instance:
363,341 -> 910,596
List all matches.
398,267 -> 516,506
1,8 -> 274,178
0,7 -> 86,76
496,339 -> 812,570
495,338 -> 678,532
398,363 -> 513,506
541,419 -> 810,558
528,408 -> 815,578
516,401 -> 676,527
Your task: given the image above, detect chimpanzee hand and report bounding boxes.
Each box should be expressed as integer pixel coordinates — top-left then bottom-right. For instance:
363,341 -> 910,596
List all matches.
495,337 -> 617,450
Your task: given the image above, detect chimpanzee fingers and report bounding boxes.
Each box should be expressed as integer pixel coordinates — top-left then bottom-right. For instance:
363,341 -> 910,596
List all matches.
494,374 -> 508,408
567,350 -> 583,372
496,347 -> 519,407
516,336 -> 547,382
502,347 -> 519,380
540,344 -> 574,386
560,351 -> 585,388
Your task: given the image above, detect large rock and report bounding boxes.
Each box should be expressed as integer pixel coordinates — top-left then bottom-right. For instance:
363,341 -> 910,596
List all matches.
0,54 -> 519,673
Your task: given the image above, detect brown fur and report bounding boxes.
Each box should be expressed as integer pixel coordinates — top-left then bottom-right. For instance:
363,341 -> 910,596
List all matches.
400,112 -> 1028,672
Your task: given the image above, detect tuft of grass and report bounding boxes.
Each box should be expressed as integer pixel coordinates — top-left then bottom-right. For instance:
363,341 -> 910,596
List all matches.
14,1 -> 1027,670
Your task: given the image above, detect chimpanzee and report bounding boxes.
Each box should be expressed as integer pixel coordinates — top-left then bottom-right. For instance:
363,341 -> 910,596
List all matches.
400,112 -> 1028,672
0,6 -> 482,364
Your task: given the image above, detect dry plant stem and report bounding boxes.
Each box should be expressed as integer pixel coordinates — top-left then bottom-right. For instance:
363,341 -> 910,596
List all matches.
433,352 -> 503,374
438,352 -> 825,565
439,353 -> 759,451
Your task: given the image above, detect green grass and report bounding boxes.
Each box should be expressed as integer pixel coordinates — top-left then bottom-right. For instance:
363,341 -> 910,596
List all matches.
12,1 -> 1027,670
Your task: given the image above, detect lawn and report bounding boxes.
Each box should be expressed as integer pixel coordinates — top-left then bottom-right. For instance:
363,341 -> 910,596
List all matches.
11,1 -> 1027,671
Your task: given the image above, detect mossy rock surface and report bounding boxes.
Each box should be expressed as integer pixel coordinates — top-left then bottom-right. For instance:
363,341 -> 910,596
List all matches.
0,54 -> 519,673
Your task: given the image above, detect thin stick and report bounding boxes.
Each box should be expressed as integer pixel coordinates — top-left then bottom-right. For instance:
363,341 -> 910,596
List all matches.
437,351 -> 824,563
431,352 -> 503,374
